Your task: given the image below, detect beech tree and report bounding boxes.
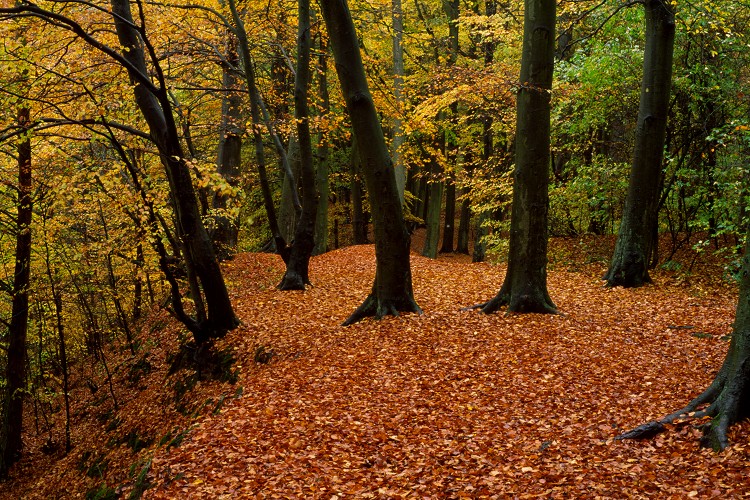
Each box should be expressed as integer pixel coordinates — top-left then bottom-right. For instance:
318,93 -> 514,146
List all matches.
319,0 -> 421,324
604,0 -> 675,287
469,0 -> 556,313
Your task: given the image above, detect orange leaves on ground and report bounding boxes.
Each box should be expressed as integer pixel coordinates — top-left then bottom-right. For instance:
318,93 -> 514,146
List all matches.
141,244 -> 749,498
4,242 -> 750,498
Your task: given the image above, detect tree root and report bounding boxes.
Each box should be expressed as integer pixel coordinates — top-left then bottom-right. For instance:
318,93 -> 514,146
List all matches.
343,293 -> 422,326
616,365 -> 741,450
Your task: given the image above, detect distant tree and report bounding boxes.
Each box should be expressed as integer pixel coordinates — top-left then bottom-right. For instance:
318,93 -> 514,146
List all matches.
320,0 -> 421,324
604,0 -> 675,287
469,0 -> 557,313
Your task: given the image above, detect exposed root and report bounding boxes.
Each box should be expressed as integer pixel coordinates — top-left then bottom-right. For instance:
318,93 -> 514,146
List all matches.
616,365 -> 741,451
277,270 -> 310,291
343,293 -> 422,326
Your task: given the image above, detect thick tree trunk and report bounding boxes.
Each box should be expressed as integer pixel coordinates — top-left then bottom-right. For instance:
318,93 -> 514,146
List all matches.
350,136 -> 369,244
110,0 -> 238,341
320,0 -> 421,324
279,136 -> 302,243
471,0 -> 556,314
279,0 -> 319,290
213,32 -> 243,259
1,105 -> 32,476
604,0 -> 675,288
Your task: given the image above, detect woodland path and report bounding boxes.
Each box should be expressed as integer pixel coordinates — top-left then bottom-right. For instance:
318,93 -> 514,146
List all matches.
142,243 -> 749,498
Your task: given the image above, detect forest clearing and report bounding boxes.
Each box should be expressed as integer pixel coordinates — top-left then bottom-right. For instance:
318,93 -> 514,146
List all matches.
1,237 -> 749,498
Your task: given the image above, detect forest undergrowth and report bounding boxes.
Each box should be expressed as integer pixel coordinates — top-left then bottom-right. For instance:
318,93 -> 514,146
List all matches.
2,235 -> 749,499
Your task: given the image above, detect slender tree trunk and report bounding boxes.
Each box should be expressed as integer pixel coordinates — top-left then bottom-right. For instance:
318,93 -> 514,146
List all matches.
314,29 -> 331,255
422,156 -> 444,258
471,0 -> 556,314
213,31 -> 243,259
440,176 -> 456,253
110,0 -> 238,341
320,0 -> 421,324
1,105 -> 33,476
279,0 -> 319,290
392,0 -> 406,203
456,185 -> 471,254
604,0 -> 675,288
472,0 -> 497,263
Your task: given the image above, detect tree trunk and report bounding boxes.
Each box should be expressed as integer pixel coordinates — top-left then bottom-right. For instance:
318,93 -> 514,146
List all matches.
456,185 -> 471,254
1,105 -> 32,476
471,0 -> 556,314
350,136 -> 369,244
422,156 -> 444,258
110,0 -> 238,341
279,135 -> 302,243
440,176 -> 456,253
392,0 -> 406,204
279,0 -> 319,290
604,0 -> 675,288
320,0 -> 421,324
314,29 -> 331,256
212,32 -> 243,259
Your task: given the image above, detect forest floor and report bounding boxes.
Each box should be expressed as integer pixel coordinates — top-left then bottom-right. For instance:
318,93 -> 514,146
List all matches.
3,235 -> 750,499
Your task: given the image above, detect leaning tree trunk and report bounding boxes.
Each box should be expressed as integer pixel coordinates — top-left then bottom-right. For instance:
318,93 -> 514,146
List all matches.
470,0 -> 556,314
0,104 -> 32,477
278,0 -> 319,290
619,225 -> 750,450
604,0 -> 675,288
320,0 -> 421,325
111,0 -> 238,341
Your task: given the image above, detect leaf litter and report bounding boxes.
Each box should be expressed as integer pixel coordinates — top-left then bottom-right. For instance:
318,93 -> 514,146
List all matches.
3,238 -> 749,499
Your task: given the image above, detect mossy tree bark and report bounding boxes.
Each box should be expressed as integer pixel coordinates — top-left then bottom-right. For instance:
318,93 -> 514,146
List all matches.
470,0 -> 556,314
320,0 -> 421,324
314,28 -> 331,256
604,0 -> 675,288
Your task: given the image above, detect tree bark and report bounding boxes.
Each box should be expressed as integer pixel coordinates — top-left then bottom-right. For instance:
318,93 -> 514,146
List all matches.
1,105 -> 32,476
392,0 -> 406,204
604,0 -> 675,288
422,156 -> 444,258
314,28 -> 331,256
320,0 -> 421,324
471,0 -> 556,314
213,31 -> 243,259
278,0 -> 319,290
